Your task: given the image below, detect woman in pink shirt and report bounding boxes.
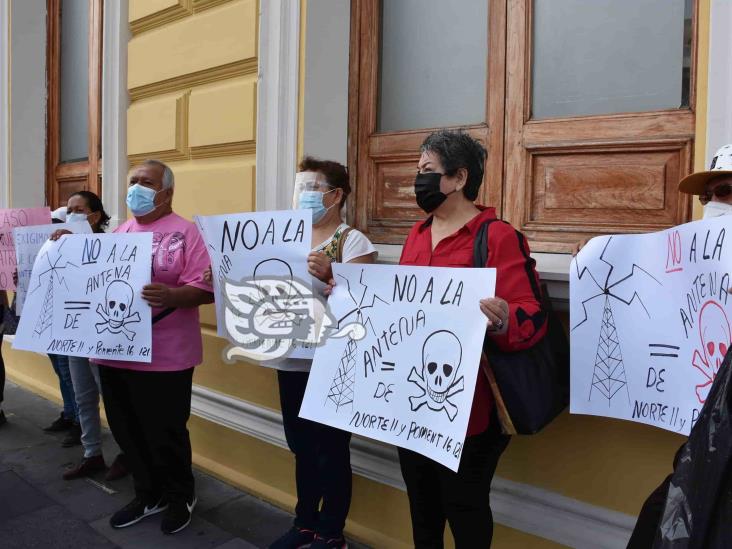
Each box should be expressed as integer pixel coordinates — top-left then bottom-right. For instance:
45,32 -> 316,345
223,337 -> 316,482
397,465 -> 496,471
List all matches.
94,159 -> 213,536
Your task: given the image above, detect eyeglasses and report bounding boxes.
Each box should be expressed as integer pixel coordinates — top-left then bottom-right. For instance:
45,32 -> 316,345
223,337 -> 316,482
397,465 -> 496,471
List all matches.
700,184 -> 732,205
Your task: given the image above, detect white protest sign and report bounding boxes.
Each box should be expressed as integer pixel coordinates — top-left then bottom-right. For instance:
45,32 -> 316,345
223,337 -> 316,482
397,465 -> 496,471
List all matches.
195,210 -> 316,363
13,233 -> 153,362
300,263 -> 495,471
571,216 -> 732,435
14,221 -> 93,314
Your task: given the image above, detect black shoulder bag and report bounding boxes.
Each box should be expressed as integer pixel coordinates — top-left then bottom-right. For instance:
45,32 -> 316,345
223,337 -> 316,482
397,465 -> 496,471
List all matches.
473,219 -> 569,434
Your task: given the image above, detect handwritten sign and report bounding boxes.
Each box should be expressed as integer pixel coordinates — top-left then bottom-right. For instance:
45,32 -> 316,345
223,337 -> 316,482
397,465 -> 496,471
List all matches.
195,210 -> 315,361
0,207 -> 51,289
14,221 -> 93,314
12,233 -> 153,362
300,263 -> 495,471
571,216 -> 732,434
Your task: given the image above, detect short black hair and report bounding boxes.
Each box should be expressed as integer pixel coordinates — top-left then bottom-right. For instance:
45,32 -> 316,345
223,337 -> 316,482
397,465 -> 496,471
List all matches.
70,190 -> 111,232
420,130 -> 487,201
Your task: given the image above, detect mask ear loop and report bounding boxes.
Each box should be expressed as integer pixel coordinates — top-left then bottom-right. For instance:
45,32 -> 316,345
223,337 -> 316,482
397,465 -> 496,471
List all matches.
321,188 -> 339,214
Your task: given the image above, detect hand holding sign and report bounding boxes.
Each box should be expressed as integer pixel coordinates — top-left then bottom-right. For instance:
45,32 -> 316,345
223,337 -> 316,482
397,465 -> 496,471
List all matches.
479,297 -> 509,333
307,250 -> 333,283
142,283 -> 173,308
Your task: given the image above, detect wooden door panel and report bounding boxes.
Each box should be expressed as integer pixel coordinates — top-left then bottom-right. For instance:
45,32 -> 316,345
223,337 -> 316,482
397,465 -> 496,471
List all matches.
527,145 -> 691,226
46,0 -> 103,209
503,0 -> 697,253
349,0 -> 506,244
58,178 -> 89,208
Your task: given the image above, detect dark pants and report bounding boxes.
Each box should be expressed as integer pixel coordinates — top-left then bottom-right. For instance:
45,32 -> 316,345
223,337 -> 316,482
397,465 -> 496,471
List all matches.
277,370 -> 352,538
398,421 -> 510,549
0,333 -> 4,405
99,366 -> 194,503
627,474 -> 671,548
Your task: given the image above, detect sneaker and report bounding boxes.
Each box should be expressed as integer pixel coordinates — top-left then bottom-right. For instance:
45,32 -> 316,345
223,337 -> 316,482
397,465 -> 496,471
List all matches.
161,496 -> 197,535
110,496 -> 168,529
0,410 -> 7,427
43,411 -> 73,432
61,422 -> 82,447
310,535 -> 348,549
63,455 -> 106,480
105,453 -> 130,481
269,526 -> 316,549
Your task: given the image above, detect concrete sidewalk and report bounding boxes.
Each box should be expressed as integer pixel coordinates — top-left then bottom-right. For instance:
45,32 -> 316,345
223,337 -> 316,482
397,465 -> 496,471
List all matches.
0,381 -> 369,549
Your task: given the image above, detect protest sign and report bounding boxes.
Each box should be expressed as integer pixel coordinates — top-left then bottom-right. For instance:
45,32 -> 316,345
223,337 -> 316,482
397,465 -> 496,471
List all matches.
195,210 -> 316,363
0,207 -> 52,289
300,263 -> 495,471
14,221 -> 92,314
13,233 -> 153,362
571,216 -> 732,434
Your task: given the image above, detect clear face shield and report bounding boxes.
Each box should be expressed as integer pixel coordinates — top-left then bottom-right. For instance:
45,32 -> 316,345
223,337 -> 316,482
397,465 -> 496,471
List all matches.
292,171 -> 324,209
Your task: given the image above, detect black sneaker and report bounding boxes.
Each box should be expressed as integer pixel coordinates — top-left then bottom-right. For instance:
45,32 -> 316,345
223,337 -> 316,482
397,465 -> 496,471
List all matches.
110,496 -> 168,529
43,411 -> 73,432
269,526 -> 316,549
310,535 -> 347,549
61,422 -> 82,447
161,496 -> 197,535
0,410 -> 7,427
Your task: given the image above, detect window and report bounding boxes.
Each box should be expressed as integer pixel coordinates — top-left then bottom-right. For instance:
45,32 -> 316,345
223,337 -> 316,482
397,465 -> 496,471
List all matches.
46,0 -> 103,208
349,0 -> 697,252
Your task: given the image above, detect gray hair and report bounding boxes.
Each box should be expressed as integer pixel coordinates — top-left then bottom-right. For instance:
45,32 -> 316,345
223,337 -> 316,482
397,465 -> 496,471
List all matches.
142,159 -> 175,190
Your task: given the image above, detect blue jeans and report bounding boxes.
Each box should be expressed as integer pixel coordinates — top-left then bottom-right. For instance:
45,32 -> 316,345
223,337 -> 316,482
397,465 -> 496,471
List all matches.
68,356 -> 102,458
48,354 -> 78,422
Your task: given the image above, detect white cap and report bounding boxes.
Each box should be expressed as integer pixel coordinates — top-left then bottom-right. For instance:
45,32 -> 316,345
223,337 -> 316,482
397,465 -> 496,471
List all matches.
51,206 -> 67,222
679,144 -> 732,195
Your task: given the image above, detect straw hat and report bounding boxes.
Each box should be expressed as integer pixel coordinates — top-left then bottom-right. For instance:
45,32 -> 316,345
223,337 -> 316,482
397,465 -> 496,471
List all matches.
679,144 -> 732,195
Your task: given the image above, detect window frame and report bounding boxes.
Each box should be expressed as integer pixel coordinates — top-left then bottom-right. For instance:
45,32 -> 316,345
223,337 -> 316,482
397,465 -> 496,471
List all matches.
46,0 -> 104,209
347,0 -> 699,252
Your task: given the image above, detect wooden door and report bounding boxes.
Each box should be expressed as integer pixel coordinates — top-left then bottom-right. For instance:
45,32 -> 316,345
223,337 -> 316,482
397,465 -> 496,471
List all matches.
349,0 -> 697,252
349,0 -> 507,244
46,0 -> 104,209
502,0 -> 697,252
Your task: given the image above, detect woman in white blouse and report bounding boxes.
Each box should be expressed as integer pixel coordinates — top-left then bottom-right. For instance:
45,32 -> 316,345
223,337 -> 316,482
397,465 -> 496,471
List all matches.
269,157 -> 376,549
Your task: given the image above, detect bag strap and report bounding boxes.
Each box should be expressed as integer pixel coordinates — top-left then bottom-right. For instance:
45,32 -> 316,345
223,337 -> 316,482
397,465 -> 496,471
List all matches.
473,218 -> 518,435
152,307 -> 176,325
335,227 -> 354,264
472,219 -> 500,268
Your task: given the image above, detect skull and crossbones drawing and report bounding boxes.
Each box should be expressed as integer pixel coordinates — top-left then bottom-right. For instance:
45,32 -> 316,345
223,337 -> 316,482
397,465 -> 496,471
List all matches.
408,330 -> 465,422
691,300 -> 731,404
95,280 -> 141,341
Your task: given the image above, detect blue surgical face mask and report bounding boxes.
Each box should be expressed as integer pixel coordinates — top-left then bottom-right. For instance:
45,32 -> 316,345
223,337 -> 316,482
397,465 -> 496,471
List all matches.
127,184 -> 162,216
66,212 -> 90,224
298,189 -> 336,224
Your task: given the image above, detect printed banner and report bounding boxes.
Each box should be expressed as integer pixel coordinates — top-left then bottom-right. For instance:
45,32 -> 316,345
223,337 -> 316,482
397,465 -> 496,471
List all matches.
300,263 -> 496,471
570,216 -> 732,435
13,233 -> 153,362
195,210 -> 316,363
0,207 -> 52,289
14,221 -> 93,314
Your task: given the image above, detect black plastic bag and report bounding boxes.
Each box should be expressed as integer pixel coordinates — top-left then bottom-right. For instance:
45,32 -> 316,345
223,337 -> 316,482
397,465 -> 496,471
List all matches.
650,346 -> 732,548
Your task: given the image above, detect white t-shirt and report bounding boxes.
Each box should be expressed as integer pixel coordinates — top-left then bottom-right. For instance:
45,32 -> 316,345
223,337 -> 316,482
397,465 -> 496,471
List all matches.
274,224 -> 377,372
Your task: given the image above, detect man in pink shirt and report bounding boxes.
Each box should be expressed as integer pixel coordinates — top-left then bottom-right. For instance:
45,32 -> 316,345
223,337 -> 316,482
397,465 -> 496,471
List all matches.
95,159 -> 213,535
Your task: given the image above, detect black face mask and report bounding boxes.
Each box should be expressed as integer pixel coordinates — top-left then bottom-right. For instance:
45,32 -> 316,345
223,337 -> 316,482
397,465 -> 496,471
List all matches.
414,172 -> 451,213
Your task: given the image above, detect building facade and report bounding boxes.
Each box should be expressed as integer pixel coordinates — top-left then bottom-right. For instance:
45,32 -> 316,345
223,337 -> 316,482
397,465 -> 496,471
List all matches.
1,0 -> 732,546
